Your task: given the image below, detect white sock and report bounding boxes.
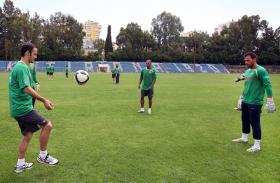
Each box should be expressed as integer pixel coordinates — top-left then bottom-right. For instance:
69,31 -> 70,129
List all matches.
148,108 -> 151,111
140,108 -> 144,111
241,133 -> 248,141
254,139 -> 261,148
17,158 -> 25,166
40,150 -> 48,158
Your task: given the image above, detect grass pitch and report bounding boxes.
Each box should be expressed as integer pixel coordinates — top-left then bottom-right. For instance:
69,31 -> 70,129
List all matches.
0,72 -> 279,183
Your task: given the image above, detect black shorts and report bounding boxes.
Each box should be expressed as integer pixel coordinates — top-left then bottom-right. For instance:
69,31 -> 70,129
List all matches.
112,73 -> 116,78
15,110 -> 48,136
141,89 -> 154,99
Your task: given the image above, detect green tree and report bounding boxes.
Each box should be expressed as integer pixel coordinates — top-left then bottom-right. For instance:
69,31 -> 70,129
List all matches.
0,7 -> 5,59
257,21 -> 278,64
275,26 -> 280,55
116,23 -> 155,60
41,12 -> 84,60
2,0 -> 23,59
183,31 -> 210,63
151,11 -> 184,49
93,38 -> 105,55
105,25 -> 113,60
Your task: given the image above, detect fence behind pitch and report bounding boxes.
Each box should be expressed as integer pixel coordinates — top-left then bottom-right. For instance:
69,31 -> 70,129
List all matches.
0,61 -> 230,73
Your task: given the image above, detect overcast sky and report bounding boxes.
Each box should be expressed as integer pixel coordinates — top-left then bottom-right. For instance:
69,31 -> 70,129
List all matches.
1,0 -> 279,41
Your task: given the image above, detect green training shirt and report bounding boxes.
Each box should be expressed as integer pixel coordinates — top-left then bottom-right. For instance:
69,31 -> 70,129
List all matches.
115,68 -> 120,74
50,65 -> 54,73
9,61 -> 34,117
29,62 -> 38,84
243,65 -> 273,105
47,65 -> 51,72
47,65 -> 54,73
111,68 -> 116,73
140,67 -> 157,90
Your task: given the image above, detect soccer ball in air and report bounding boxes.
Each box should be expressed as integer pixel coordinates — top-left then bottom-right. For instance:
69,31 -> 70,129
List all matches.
74,70 -> 89,85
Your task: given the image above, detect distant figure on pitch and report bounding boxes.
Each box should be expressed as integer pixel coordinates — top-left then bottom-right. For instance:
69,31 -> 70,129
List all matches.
28,61 -> 40,107
65,63 -> 69,78
115,65 -> 121,84
9,43 -> 58,173
46,64 -> 54,80
232,52 -> 276,152
111,67 -> 116,83
138,59 -> 157,114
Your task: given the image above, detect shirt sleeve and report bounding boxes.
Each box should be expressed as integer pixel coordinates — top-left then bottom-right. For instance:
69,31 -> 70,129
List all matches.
32,68 -> 38,83
140,69 -> 143,80
153,70 -> 157,80
17,68 -> 31,89
259,68 -> 273,97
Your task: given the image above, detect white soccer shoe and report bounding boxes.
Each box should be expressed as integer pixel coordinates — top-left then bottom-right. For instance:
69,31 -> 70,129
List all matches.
138,109 -> 145,113
232,138 -> 248,143
37,154 -> 59,166
148,108 -> 152,115
247,146 -> 261,153
14,162 -> 33,173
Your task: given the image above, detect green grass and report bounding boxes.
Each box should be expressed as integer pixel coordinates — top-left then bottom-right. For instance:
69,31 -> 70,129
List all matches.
0,72 -> 280,183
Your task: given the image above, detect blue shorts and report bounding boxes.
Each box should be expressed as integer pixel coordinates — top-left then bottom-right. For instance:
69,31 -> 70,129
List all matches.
241,102 -> 262,139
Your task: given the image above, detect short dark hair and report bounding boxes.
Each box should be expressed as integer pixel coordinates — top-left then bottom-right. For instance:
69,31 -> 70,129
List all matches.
21,43 -> 35,57
244,52 -> 257,60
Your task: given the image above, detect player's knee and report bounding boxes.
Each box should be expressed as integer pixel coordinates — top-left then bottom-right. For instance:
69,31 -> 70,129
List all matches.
24,132 -> 33,141
45,121 -> 53,130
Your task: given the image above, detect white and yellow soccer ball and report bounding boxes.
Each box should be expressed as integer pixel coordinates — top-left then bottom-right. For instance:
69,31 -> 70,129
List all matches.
74,70 -> 89,85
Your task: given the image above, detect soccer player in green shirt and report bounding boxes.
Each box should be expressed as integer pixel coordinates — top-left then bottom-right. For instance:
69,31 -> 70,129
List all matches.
232,52 -> 276,152
111,67 -> 116,82
46,64 -> 54,80
9,43 -> 58,173
29,61 -> 40,107
115,65 -> 121,84
66,63 -> 69,78
46,65 -> 50,78
138,59 -> 157,114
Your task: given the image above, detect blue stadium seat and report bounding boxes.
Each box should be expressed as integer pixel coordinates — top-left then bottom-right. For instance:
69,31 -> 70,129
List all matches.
120,62 -> 137,72
0,61 -> 7,71
161,63 -> 179,73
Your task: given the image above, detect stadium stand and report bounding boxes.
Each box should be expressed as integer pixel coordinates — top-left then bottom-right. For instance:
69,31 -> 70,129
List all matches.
0,61 -> 231,73
0,61 -> 7,72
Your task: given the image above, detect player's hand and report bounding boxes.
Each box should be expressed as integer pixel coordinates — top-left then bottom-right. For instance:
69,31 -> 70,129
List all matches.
138,85 -> 140,89
235,73 -> 245,82
237,95 -> 243,110
266,97 -> 276,113
44,99 -> 54,110
35,83 -> 40,91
